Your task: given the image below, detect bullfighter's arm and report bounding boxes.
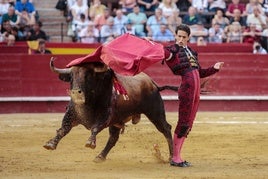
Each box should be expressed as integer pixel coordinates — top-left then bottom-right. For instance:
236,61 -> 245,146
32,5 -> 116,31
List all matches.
199,62 -> 224,78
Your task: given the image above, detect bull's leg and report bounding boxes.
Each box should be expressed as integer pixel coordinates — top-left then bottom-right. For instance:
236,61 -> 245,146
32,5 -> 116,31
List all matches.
85,126 -> 100,149
144,101 -> 173,161
43,109 -> 75,150
94,126 -> 121,163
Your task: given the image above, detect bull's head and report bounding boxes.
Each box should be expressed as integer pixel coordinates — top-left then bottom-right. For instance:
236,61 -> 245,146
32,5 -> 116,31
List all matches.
50,57 -> 111,105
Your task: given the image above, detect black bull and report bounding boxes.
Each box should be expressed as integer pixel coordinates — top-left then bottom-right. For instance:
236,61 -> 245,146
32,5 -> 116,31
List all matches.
44,57 -> 176,162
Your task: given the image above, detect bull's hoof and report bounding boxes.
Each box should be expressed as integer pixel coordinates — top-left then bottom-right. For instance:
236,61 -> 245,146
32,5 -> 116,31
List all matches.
93,155 -> 106,163
85,140 -> 96,149
43,142 -> 57,150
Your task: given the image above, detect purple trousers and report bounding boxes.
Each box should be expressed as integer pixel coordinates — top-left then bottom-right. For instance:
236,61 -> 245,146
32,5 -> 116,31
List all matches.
175,69 -> 200,137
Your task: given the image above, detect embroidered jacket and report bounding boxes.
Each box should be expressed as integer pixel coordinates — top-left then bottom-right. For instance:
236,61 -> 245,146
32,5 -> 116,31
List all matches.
163,44 -> 218,77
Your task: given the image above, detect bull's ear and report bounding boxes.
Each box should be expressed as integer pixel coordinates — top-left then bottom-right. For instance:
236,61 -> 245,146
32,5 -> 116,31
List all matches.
59,74 -> 71,82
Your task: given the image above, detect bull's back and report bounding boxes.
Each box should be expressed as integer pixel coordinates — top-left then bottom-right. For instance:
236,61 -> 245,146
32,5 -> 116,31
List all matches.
116,72 -> 157,96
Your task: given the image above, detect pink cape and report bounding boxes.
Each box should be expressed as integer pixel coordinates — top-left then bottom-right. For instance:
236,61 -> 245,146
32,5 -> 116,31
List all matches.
66,34 -> 165,76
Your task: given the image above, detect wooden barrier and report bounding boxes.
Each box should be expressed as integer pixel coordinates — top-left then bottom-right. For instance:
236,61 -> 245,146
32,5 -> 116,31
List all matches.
0,49 -> 267,113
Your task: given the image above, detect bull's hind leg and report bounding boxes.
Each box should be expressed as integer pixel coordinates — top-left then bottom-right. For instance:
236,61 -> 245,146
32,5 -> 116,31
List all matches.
43,109 -> 75,150
144,98 -> 173,161
93,126 -> 121,163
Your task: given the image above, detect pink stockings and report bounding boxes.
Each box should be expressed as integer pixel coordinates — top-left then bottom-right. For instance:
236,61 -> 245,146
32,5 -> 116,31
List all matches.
172,134 -> 186,163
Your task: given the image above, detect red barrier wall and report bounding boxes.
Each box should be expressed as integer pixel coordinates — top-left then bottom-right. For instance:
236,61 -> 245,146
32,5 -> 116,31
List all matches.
1,53 -> 267,97
0,51 -> 267,113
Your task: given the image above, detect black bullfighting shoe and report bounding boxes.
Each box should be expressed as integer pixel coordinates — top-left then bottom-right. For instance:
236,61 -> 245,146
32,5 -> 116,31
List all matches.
170,160 -> 191,167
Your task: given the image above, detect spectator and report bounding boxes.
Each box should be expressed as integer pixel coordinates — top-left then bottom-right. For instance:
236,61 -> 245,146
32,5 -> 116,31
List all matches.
70,0 -> 88,28
15,0 -> 35,16
26,20 -> 48,40
182,6 -> 200,26
211,8 -> 230,30
174,0 -> 191,13
103,34 -> 114,44
226,22 -> 243,43
146,8 -> 167,37
94,7 -> 113,30
33,39 -> 52,54
74,13 -> 89,33
167,8 -> 182,35
246,6 -> 267,31
6,33 -> 15,45
17,8 -> 35,39
120,20 -> 136,35
243,23 -> 262,44
7,0 -> 15,6
229,8 -> 247,30
89,0 -> 106,20
100,16 -> 118,43
191,0 -> 208,13
261,0 -> 268,15
190,21 -> 209,43
1,5 -> 19,27
0,0 -> 10,24
197,36 -> 207,46
225,0 -> 247,19
245,0 -> 264,15
113,8 -> 128,35
78,20 -> 99,43
0,24 -> 4,42
137,0 -> 159,13
10,25 -> 23,40
152,23 -> 175,42
253,41 -> 267,54
158,0 -> 179,18
208,22 -> 225,43
1,19 -> 11,34
207,0 -> 226,13
67,0 -> 87,8
127,5 -> 147,37
119,0 -> 137,13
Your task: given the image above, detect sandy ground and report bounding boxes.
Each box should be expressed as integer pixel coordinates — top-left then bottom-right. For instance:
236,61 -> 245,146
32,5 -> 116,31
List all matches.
0,112 -> 267,179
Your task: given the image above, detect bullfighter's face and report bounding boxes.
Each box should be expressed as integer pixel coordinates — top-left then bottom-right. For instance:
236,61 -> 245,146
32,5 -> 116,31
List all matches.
175,30 -> 189,47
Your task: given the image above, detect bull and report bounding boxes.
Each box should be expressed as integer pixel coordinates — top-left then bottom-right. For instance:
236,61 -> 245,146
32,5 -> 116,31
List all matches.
44,57 -> 174,162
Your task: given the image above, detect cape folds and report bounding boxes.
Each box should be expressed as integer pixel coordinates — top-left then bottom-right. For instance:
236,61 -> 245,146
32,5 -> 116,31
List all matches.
66,33 -> 165,76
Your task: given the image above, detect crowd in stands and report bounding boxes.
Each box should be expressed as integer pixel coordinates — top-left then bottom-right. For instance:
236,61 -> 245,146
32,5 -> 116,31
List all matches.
0,0 -> 48,46
59,0 -> 268,53
1,0 -> 268,54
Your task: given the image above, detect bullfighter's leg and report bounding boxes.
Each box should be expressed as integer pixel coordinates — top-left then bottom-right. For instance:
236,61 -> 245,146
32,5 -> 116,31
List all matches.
94,125 -> 121,163
43,108 -> 76,150
171,70 -> 200,167
144,96 -> 173,161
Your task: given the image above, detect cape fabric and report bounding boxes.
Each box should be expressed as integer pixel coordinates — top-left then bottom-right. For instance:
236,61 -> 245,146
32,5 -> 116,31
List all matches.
66,33 -> 165,76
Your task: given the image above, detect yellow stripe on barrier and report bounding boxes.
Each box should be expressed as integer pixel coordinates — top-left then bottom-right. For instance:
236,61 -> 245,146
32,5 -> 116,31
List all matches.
48,48 -> 96,55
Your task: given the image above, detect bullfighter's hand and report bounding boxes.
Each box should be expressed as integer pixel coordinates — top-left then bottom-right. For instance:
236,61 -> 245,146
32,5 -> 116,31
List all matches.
214,62 -> 224,70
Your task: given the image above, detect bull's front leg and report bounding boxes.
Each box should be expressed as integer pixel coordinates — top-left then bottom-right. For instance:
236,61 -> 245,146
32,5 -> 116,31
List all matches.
85,126 -> 100,149
43,108 -> 75,150
94,125 -> 121,163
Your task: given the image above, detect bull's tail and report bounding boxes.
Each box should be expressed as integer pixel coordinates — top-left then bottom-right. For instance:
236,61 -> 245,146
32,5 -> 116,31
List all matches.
158,85 -> 178,92
151,80 -> 178,92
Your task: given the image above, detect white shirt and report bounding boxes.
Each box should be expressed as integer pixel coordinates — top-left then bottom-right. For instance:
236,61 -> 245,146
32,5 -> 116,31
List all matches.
192,0 -> 208,11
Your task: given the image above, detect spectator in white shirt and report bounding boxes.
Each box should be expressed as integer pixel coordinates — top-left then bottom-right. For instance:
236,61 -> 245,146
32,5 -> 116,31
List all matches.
79,21 -> 99,43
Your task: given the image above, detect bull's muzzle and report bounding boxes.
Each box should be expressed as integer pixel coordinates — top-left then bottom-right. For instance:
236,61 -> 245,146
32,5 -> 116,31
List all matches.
68,89 -> 86,104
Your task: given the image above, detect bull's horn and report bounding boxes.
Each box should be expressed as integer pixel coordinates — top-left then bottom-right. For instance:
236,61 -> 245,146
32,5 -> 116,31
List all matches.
50,57 -> 71,74
94,65 -> 108,73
